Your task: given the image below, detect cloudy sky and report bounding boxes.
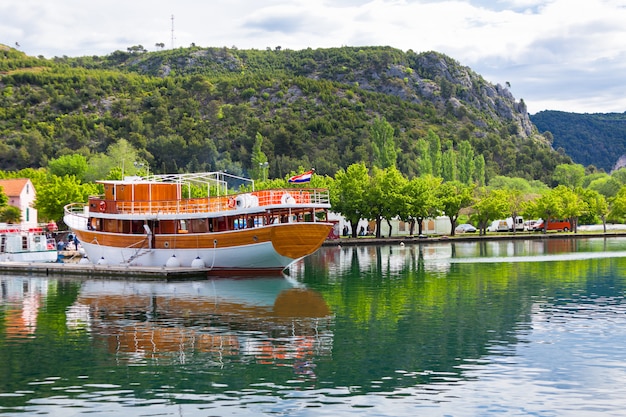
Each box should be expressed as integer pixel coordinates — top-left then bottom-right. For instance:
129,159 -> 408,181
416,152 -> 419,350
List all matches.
2,0 -> 626,114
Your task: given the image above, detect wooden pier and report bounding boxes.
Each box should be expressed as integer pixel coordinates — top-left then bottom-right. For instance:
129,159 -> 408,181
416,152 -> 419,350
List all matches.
0,261 -> 211,280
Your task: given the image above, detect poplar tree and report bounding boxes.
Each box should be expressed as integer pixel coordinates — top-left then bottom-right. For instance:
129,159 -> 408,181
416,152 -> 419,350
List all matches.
427,130 -> 442,177
251,132 -> 269,181
473,154 -> 486,186
416,139 -> 432,175
442,148 -> 457,182
371,117 -> 397,169
458,141 -> 475,184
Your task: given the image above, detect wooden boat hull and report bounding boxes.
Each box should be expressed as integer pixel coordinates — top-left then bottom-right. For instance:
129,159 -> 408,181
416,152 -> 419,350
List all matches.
71,222 -> 332,272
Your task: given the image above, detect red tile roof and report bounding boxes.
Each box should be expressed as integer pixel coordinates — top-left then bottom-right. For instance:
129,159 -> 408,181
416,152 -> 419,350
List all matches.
0,178 -> 31,198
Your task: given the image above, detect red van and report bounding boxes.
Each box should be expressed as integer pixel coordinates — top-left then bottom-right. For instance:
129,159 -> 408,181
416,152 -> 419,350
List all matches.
532,219 -> 571,232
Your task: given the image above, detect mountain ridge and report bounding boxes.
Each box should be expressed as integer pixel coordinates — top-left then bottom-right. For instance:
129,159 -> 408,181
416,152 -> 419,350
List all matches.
530,110 -> 626,172
0,44 -> 570,183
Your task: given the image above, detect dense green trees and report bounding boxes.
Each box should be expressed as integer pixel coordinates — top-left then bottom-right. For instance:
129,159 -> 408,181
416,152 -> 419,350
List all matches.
1,155 -> 625,234
328,161 -> 626,237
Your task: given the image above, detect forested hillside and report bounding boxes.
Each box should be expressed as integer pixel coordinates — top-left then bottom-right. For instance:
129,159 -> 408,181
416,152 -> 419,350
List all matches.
0,44 -> 570,183
531,111 -> 626,172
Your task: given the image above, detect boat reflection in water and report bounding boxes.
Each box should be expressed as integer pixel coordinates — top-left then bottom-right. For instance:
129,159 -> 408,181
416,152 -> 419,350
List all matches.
66,277 -> 333,372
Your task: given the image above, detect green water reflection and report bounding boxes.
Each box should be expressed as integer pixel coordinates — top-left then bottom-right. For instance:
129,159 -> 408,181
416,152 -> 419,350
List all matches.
291,238 -> 626,393
1,237 -> 626,415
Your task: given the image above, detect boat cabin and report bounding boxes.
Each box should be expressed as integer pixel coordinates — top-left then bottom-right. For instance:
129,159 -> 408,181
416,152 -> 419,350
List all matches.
85,177 -> 329,237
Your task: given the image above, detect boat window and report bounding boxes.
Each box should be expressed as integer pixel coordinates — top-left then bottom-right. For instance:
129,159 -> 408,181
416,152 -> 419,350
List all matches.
190,219 -> 209,233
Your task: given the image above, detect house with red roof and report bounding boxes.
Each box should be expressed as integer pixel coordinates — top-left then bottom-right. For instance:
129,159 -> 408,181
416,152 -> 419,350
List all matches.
0,178 -> 38,227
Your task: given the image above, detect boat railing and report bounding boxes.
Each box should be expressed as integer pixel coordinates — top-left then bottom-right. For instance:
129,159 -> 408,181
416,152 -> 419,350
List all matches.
82,188 -> 330,216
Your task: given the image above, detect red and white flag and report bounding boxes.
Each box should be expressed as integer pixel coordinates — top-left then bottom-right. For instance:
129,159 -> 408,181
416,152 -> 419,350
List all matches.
288,170 -> 314,183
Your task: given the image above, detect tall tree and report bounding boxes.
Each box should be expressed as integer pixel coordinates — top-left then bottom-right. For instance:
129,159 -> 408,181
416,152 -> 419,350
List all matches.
47,154 -> 89,182
458,141 -> 475,185
426,129 -> 442,177
472,187 -> 510,235
85,139 -> 142,182
556,185 -> 585,232
402,174 -> 442,236
367,166 -> 407,238
506,189 -> 526,234
553,163 -> 585,188
529,185 -> 582,233
416,139 -> 432,176
251,132 -> 269,181
436,180 -> 474,236
588,176 -> 622,198
331,162 -> 371,238
578,187 -> 608,231
441,148 -> 457,182
473,154 -> 486,186
35,174 -> 99,223
370,117 -> 397,169
609,185 -> 626,223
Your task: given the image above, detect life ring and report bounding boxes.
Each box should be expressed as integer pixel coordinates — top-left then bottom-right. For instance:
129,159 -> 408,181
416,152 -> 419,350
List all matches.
228,197 -> 236,208
281,193 -> 296,205
99,200 -> 107,212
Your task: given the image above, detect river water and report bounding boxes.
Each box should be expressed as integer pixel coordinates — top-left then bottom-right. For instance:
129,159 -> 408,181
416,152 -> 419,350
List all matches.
2,237 -> 626,416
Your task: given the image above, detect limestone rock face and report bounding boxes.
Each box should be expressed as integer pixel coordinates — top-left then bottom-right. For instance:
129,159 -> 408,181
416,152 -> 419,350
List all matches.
612,154 -> 626,172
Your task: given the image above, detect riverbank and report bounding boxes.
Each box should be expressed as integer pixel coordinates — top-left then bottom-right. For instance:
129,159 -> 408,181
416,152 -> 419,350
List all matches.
323,229 -> 626,247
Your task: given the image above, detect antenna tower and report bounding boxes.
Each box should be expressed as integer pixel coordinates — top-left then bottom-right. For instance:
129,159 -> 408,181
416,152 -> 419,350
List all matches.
171,14 -> 175,49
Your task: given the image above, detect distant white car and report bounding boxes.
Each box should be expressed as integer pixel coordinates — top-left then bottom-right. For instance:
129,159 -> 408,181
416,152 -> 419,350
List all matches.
455,223 -> 477,233
524,219 -> 538,231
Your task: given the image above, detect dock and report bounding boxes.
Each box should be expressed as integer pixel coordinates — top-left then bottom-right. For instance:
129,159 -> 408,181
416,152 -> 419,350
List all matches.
0,261 -> 211,280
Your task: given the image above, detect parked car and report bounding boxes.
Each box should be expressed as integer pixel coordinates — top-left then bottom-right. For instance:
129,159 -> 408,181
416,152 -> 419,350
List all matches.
487,220 -> 509,232
455,223 -> 477,233
524,219 -> 538,231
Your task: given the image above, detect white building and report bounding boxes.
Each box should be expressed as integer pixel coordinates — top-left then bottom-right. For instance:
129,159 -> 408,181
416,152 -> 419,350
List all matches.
0,178 -> 38,227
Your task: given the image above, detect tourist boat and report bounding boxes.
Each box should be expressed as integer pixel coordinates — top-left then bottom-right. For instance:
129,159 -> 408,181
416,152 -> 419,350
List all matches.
0,224 -> 58,263
63,172 -> 333,272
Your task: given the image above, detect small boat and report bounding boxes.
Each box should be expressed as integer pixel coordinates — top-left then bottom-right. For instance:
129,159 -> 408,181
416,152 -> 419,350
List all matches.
0,224 -> 58,263
63,172 -> 333,273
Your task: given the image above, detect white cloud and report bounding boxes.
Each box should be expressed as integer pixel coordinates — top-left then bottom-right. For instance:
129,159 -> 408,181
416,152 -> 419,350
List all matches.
1,0 -> 626,113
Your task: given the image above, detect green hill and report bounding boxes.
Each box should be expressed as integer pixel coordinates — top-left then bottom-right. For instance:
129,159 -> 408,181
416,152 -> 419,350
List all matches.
531,110 -> 626,172
0,44 -> 570,183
